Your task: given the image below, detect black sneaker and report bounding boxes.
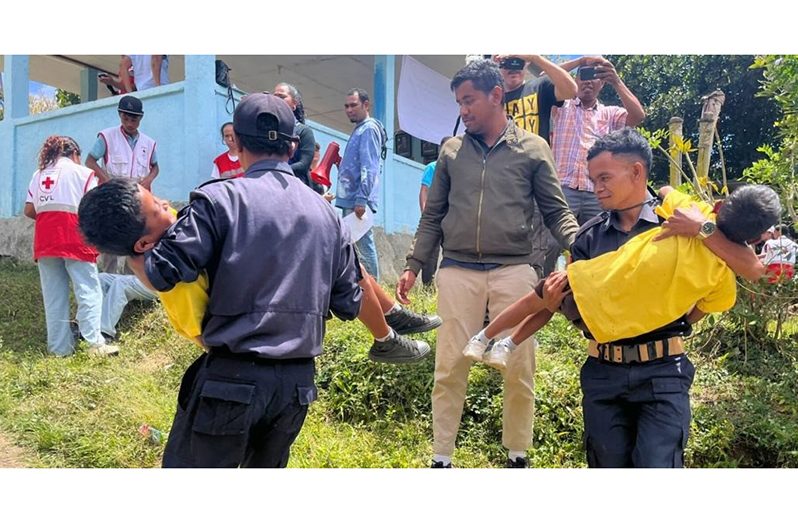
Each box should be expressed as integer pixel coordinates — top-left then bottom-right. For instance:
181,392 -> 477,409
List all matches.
385,307 -> 442,335
431,460 -> 453,468
368,334 -> 430,364
505,456 -> 528,468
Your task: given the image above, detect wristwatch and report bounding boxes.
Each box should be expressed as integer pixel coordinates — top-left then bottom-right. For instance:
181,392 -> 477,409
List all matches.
697,220 -> 717,240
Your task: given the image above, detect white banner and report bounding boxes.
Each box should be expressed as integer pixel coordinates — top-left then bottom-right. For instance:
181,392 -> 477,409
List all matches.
397,56 -> 461,145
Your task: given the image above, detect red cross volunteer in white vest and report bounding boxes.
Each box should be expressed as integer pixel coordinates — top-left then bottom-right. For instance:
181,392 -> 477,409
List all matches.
24,135 -> 119,358
86,95 -> 159,190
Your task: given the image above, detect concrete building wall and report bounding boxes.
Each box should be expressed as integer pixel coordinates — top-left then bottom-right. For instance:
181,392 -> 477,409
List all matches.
1,54 -> 428,279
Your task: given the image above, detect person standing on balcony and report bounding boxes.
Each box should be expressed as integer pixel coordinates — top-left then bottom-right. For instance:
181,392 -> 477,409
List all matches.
119,55 -> 169,92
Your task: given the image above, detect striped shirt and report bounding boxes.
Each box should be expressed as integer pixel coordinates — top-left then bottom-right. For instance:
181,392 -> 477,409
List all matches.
551,98 -> 628,192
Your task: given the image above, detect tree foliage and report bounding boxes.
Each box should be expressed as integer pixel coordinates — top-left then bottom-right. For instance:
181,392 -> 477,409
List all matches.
743,55 -> 798,225
55,88 -> 80,108
603,55 -> 781,184
0,86 -> 75,119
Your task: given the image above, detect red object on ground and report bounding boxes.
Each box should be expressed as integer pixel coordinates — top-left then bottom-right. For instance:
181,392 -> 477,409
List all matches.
766,263 -> 795,283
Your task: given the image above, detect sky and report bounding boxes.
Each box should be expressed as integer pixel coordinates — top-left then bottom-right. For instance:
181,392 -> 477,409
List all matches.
30,80 -> 55,98
0,73 -> 56,98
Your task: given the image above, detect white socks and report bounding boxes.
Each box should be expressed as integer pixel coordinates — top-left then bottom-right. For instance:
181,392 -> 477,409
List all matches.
375,329 -> 396,343
508,450 -> 525,461
475,329 -> 491,345
433,454 -> 452,466
385,303 -> 401,316
501,337 -> 518,351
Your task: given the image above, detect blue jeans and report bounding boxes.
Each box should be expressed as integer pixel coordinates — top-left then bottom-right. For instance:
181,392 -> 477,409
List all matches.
37,257 -> 105,356
342,208 -> 380,280
99,273 -> 158,337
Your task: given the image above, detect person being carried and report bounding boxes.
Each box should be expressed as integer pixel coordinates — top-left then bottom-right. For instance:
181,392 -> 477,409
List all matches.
81,93 -> 363,468
79,179 -> 209,347
79,179 -> 437,363
464,183 -> 779,369
99,272 -> 159,340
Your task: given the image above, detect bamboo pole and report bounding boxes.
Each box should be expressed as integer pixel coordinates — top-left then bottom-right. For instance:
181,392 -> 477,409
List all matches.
696,90 -> 726,193
668,117 -> 684,187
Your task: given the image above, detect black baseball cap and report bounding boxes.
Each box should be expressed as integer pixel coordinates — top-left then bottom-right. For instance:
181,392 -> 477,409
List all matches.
233,93 -> 298,142
117,95 -> 144,116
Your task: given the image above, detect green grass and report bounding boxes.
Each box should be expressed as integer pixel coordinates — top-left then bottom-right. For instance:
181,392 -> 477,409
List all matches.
0,257 -> 796,468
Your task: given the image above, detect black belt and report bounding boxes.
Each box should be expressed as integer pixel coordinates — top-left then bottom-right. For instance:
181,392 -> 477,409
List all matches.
208,346 -> 312,365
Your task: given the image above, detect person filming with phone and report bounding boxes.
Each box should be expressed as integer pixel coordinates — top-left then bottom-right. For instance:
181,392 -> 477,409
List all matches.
541,56 -> 646,274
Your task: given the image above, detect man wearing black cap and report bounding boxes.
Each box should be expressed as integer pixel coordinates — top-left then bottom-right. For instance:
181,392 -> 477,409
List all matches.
132,92 -> 363,467
86,95 -> 159,274
86,95 -> 159,190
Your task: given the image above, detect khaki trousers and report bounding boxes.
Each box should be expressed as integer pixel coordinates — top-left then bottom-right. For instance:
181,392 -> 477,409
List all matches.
433,264 -> 538,456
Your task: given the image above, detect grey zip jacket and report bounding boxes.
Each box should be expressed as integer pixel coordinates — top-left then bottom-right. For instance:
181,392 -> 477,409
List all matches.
406,122 -> 578,273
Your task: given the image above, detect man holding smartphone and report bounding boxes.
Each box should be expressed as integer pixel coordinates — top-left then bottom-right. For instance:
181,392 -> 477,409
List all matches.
541,56 -> 646,275
495,54 -> 577,141
494,55 -> 577,278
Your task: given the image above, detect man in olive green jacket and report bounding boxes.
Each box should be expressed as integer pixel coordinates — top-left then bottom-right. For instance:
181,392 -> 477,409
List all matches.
397,59 -> 578,468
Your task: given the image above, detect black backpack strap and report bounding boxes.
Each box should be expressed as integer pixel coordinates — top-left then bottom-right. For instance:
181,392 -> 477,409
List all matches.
376,120 -> 388,161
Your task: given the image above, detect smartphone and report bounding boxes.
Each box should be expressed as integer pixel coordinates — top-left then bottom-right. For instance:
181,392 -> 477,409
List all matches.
578,66 -> 596,81
499,57 -> 526,71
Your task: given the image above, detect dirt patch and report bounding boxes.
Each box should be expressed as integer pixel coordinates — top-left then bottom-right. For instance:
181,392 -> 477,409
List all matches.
135,350 -> 174,374
0,431 -> 30,468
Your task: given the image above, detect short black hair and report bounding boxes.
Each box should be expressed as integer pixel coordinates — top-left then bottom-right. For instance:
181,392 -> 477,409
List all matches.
220,121 -> 233,136
587,127 -> 653,174
235,113 -> 292,157
347,88 -> 370,104
450,59 -> 503,95
717,184 -> 781,244
78,178 -> 146,256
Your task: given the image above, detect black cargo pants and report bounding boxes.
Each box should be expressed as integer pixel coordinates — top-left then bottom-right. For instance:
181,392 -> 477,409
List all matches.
580,353 -> 696,468
162,351 -> 317,468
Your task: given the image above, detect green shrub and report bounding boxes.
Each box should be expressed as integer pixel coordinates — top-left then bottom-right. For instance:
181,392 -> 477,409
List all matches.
1,258 -> 796,468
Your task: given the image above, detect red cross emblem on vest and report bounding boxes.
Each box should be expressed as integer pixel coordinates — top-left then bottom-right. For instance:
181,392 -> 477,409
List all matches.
42,176 -> 56,190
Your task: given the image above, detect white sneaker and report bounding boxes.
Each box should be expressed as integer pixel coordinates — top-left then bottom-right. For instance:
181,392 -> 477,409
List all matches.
88,343 -> 120,357
483,337 -> 514,370
463,336 -> 490,362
